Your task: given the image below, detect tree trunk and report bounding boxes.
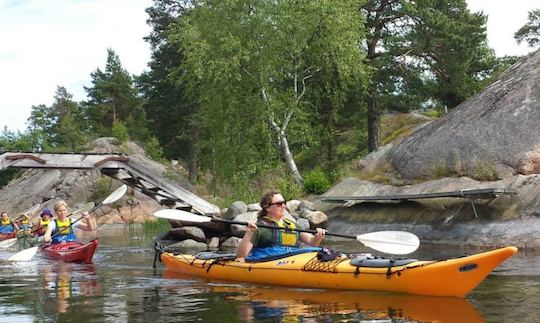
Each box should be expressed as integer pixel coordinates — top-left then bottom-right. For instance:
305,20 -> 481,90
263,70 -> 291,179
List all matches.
277,131 -> 303,186
188,127 -> 199,184
367,86 -> 380,152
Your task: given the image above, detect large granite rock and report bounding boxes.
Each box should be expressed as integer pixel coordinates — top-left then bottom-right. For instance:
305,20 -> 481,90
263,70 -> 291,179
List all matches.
386,50 -> 540,180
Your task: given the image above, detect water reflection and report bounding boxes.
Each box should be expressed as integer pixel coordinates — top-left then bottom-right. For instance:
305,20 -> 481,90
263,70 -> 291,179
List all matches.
164,270 -> 485,323
41,262 -> 101,315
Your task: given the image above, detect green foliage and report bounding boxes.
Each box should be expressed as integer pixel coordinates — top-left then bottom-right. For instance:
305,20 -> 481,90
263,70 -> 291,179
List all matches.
170,0 -> 369,187
112,121 -> 130,143
90,177 -> 114,202
303,169 -> 331,194
83,49 -> 148,141
144,136 -> 165,161
514,9 -> 540,47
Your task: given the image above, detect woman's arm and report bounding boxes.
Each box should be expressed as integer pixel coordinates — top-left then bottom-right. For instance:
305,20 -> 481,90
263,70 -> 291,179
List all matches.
236,222 -> 257,258
43,223 -> 54,243
300,228 -> 326,246
76,213 -> 96,231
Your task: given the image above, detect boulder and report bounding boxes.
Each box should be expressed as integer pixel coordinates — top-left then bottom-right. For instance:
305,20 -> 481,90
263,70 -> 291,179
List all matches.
224,201 -> 248,220
164,226 -> 206,242
231,212 -> 258,237
168,239 -> 207,252
517,150 -> 540,175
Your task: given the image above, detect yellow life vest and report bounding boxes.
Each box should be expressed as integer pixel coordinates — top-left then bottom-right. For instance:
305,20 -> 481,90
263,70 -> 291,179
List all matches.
55,219 -> 73,235
21,219 -> 30,225
1,219 -> 11,226
263,216 -> 299,247
40,219 -> 51,226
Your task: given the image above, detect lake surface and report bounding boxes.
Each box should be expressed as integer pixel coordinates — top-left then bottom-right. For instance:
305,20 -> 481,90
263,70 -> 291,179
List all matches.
0,226 -> 538,322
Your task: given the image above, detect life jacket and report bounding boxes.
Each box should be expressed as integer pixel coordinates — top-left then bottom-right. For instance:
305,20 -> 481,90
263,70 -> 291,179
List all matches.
0,219 -> 15,233
35,219 -> 51,236
260,216 -> 300,247
51,219 -> 76,243
19,219 -> 31,230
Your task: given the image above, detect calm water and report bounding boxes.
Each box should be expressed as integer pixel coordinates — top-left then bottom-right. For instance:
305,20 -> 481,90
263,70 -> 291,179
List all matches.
0,227 -> 538,323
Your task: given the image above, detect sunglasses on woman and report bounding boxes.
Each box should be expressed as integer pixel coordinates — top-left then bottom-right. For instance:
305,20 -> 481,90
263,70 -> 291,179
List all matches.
269,201 -> 286,207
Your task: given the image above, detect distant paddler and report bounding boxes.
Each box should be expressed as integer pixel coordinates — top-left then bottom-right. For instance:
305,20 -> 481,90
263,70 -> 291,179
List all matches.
33,209 -> 53,236
0,211 -> 19,239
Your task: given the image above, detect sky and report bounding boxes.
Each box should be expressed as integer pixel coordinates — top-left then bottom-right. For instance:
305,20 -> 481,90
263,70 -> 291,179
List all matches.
0,0 -> 538,133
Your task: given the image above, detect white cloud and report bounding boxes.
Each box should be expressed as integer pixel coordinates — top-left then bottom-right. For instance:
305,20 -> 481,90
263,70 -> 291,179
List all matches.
466,0 -> 538,56
0,0 -> 152,132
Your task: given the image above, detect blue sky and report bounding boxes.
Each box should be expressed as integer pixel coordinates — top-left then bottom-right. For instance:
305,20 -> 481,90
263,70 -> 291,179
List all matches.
0,0 -> 538,133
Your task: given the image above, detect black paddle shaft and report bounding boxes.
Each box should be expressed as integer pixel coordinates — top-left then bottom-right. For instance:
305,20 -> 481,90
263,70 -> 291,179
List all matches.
210,218 -> 357,240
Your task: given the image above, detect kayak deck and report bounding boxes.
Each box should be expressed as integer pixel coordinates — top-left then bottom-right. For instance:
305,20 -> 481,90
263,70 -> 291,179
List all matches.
41,239 -> 99,264
161,246 -> 517,297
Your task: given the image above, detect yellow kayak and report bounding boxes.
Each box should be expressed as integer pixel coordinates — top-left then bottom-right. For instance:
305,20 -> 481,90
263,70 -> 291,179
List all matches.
160,246 -> 517,297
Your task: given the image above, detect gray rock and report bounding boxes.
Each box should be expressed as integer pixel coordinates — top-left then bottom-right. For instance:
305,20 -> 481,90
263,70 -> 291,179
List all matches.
221,236 -> 242,249
231,211 -> 258,237
224,201 -> 248,220
285,200 -> 301,212
385,50 -> 540,180
165,226 -> 206,242
208,236 -> 220,251
295,218 -> 311,230
304,210 -> 328,228
247,203 -> 262,212
168,239 -> 208,252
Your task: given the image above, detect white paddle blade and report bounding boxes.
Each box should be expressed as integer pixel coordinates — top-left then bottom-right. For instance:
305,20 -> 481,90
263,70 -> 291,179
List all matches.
357,231 -> 420,255
0,237 -> 17,249
102,185 -> 128,205
153,209 -> 211,223
8,246 -> 39,261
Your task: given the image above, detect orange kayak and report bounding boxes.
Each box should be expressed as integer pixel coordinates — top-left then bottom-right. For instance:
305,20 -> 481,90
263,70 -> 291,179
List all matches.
41,239 -> 98,264
161,246 -> 517,297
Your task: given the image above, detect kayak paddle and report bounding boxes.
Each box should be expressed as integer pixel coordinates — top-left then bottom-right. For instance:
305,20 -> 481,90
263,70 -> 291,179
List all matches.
0,203 -> 41,249
9,185 -> 128,261
153,209 -> 420,255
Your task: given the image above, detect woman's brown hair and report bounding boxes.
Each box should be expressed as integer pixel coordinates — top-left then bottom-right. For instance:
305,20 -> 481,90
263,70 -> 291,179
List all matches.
257,190 -> 280,218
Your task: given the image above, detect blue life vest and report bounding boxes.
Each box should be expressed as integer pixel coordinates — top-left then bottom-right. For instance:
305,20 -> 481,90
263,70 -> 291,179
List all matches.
0,219 -> 15,233
51,219 -> 77,244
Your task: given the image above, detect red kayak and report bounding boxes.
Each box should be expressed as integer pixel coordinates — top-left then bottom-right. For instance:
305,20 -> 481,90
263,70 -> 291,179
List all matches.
0,232 -> 16,240
41,239 -> 98,264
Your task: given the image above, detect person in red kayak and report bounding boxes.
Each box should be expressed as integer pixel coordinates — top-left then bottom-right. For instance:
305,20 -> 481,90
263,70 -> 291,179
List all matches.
0,211 -> 19,235
236,190 -> 326,260
43,200 -> 96,244
34,209 -> 53,236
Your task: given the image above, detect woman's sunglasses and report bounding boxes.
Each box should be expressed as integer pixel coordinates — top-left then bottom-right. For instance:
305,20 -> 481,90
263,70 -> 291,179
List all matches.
269,201 -> 287,207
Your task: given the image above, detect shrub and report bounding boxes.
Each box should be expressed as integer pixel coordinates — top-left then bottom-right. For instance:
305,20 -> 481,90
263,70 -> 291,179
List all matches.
112,121 -> 130,143
303,169 -> 331,194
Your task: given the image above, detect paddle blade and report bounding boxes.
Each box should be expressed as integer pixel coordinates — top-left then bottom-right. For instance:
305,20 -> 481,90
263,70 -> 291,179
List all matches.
102,185 -> 128,205
357,231 -> 420,255
0,237 -> 17,249
8,246 -> 39,261
154,209 -> 212,223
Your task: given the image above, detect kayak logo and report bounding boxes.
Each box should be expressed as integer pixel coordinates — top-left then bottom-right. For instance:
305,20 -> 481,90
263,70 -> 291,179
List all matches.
459,263 -> 478,272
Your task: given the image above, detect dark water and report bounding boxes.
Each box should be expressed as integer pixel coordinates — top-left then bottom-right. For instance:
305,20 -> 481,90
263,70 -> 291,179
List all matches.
0,227 -> 538,323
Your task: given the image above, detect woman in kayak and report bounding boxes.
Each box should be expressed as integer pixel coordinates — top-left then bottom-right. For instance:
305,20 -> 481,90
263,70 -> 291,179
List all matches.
0,211 -> 19,234
236,190 -> 326,260
34,209 -> 53,236
43,200 -> 96,244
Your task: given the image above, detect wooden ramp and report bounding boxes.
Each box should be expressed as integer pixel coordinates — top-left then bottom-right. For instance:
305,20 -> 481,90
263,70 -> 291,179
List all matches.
0,152 -> 219,215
